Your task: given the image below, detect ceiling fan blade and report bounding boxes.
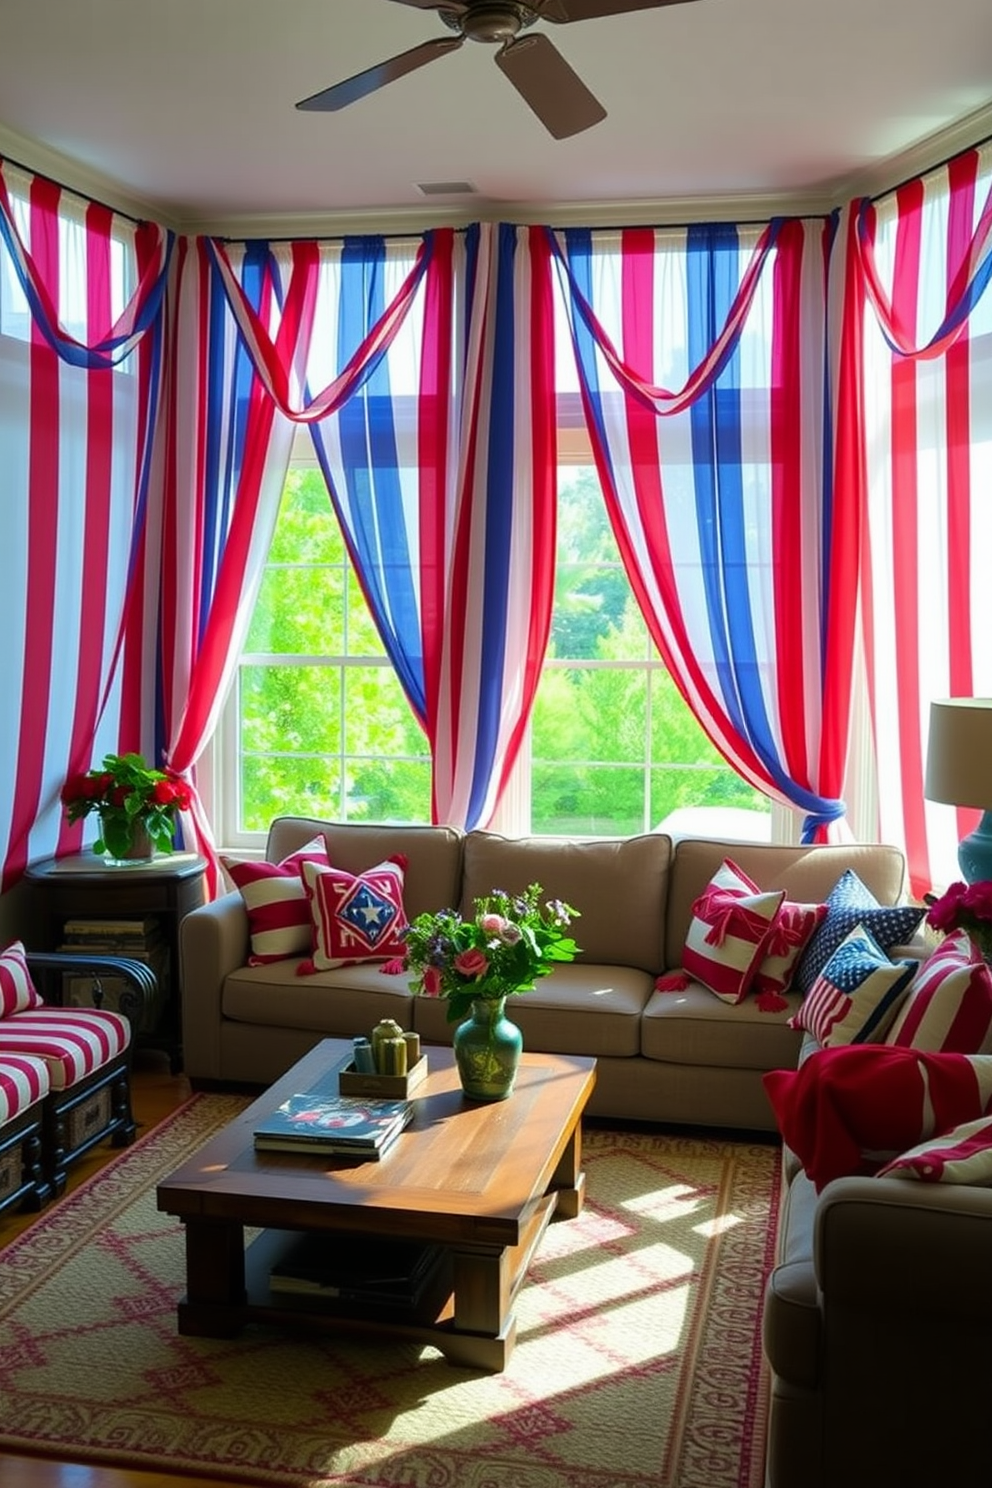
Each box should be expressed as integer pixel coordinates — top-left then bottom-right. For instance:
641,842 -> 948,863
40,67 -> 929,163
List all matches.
495,33 -> 606,139
539,0 -> 698,21
296,36 -> 463,112
384,0 -> 466,11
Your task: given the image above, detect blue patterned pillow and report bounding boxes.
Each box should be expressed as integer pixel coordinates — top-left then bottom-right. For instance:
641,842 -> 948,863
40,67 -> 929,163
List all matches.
793,869 -> 923,996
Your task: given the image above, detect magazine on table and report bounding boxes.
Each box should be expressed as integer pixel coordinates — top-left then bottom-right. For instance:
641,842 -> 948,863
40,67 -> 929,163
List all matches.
253,1076 -> 413,1155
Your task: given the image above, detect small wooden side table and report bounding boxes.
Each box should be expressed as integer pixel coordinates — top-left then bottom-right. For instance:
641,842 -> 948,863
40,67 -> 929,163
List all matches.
24,851 -> 208,1072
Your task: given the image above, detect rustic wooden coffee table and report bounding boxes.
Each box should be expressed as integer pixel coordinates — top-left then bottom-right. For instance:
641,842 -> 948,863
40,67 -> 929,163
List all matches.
157,1038 -> 596,1370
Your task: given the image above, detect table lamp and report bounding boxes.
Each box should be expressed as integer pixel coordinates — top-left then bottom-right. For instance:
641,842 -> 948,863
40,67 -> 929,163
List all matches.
925,697 -> 992,883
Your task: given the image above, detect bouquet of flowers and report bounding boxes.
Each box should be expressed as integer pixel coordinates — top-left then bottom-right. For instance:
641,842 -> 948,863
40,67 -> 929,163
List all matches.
61,752 -> 192,859
402,883 -> 580,1024
926,879 -> 992,960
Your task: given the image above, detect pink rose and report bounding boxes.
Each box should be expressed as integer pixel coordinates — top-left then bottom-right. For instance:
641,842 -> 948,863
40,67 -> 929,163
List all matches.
479,913 -> 506,935
422,965 -> 443,997
927,881 -> 968,933
454,948 -> 489,979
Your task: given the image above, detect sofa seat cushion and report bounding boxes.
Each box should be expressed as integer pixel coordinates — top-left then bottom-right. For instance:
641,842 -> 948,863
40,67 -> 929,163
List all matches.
222,960 -> 415,1037
1,1009 -> 130,1089
460,831 -> 671,974
0,1054 -> 51,1122
412,963 -> 654,1058
642,980 -> 804,1070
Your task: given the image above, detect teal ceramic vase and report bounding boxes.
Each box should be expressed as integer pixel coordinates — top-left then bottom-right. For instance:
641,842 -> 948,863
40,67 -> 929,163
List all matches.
452,995 -> 523,1101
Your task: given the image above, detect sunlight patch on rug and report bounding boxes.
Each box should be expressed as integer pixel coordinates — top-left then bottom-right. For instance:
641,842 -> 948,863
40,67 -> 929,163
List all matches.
0,1095 -> 779,1488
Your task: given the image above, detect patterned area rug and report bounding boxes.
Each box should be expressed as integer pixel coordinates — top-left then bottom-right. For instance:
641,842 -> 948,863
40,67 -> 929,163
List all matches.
0,1094 -> 780,1487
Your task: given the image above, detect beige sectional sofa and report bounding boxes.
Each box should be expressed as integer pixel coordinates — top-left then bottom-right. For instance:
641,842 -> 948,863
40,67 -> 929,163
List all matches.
180,816 -> 907,1126
184,816 -> 982,1487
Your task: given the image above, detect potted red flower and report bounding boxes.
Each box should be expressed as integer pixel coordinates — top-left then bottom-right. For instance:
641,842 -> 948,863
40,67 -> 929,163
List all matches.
61,752 -> 192,863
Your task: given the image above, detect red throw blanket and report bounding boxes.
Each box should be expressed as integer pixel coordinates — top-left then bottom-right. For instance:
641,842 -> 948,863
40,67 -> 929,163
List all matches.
764,1044 -> 992,1190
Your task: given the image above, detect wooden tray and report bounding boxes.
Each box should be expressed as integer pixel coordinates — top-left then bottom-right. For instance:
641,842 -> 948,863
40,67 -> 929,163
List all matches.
338,1054 -> 428,1099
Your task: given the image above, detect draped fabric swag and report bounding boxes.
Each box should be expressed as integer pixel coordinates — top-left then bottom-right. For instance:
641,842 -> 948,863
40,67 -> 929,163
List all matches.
830,140 -> 992,897
0,140 -> 989,896
549,217 -> 848,844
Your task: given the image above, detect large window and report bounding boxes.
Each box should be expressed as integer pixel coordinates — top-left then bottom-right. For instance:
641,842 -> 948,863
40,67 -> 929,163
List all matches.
217,441 -> 768,846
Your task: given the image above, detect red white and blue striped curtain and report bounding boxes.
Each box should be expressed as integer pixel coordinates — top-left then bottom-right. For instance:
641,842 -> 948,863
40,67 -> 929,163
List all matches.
309,222 -> 557,828
0,159 -> 171,889
155,235 -> 432,886
549,218 -> 849,842
833,141 -> 992,896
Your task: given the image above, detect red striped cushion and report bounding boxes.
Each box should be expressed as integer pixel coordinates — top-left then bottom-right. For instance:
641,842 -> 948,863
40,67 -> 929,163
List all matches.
877,1114 -> 992,1184
682,859 -> 785,1005
0,1054 -> 50,1123
885,930 -> 992,1053
222,835 -> 329,964
0,940 -> 44,1018
752,902 -> 828,999
1,1008 -> 130,1089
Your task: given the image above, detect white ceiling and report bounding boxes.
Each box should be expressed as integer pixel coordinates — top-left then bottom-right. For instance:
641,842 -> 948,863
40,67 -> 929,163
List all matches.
1,0 -> 991,234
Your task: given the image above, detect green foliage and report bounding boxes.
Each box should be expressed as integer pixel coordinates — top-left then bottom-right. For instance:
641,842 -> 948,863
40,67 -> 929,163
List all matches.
236,462 -> 768,837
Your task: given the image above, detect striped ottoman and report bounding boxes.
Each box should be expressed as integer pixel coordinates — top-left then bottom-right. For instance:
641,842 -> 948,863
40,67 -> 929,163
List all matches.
0,1053 -> 51,1211
2,1007 -> 135,1195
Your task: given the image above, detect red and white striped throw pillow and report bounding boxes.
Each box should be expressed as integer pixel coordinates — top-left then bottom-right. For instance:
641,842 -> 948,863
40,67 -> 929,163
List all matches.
877,1114 -> 992,1184
222,835 -> 329,965
752,901 -> 828,1003
0,940 -> 44,1018
682,859 -> 785,1005
885,930 -> 992,1053
299,855 -> 409,973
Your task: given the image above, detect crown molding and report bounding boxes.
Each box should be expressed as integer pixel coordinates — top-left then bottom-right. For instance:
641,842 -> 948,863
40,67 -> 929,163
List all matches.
2,102 -> 990,243
0,122 -> 181,231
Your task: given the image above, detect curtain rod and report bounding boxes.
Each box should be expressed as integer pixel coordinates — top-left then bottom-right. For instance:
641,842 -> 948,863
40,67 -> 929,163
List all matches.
0,150 -> 144,225
868,128 -> 992,206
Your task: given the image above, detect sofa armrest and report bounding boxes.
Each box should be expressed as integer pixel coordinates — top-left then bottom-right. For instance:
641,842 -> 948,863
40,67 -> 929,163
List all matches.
179,891 -> 250,1081
814,1174 -> 992,1319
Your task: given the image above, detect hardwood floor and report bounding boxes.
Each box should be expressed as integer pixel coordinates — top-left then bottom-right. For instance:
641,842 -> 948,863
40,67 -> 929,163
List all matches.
0,1051 -> 237,1488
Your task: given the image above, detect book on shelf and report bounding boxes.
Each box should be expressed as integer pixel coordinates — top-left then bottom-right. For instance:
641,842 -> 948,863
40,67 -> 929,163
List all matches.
62,916 -> 163,941
268,1231 -> 444,1308
253,1078 -> 414,1157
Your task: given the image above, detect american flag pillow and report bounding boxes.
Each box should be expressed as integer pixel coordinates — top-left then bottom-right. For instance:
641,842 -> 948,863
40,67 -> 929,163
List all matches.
790,924 -> 916,1046
682,859 -> 785,1005
0,940 -> 44,1018
222,835 -> 329,965
299,855 -> 409,973
885,929 -> 992,1053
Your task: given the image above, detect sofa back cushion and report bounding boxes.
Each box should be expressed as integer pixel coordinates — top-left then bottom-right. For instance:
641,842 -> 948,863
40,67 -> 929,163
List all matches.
265,818 -> 464,923
664,839 -> 909,972
460,831 -> 672,973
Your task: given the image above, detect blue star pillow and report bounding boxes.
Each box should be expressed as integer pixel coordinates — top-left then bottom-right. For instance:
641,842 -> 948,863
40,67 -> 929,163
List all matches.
789,924 -> 917,1046
793,869 -> 923,996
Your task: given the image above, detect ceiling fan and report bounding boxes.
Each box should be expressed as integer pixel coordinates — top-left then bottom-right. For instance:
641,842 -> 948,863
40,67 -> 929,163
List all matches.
296,0 -> 700,140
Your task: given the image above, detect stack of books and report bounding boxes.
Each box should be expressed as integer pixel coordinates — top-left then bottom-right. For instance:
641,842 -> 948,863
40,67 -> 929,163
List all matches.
253,1081 -> 414,1159
268,1232 -> 444,1311
57,916 -> 168,1033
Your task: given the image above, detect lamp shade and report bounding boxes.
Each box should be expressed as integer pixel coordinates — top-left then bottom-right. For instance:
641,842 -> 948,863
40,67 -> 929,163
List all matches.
925,699 -> 992,809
